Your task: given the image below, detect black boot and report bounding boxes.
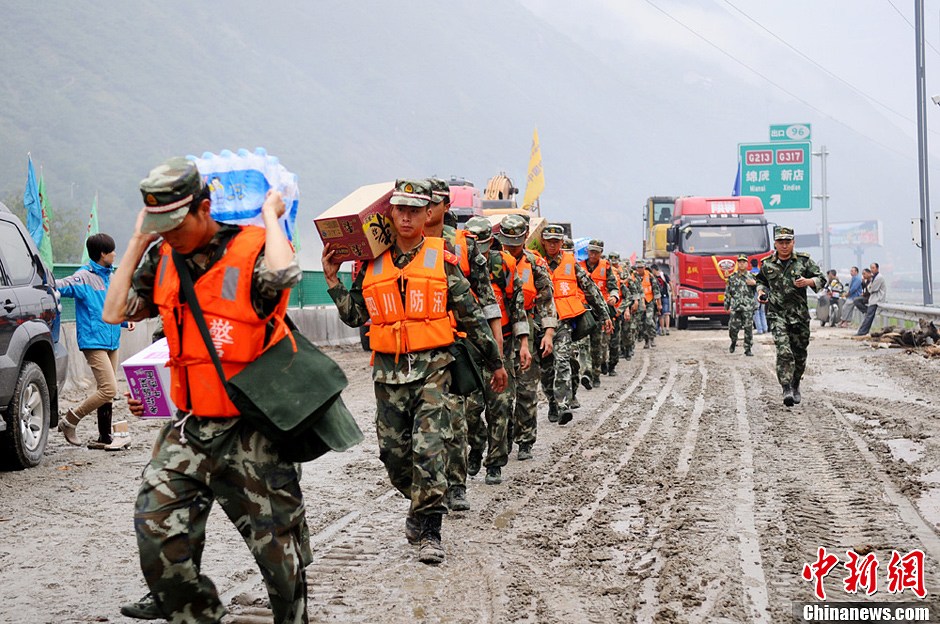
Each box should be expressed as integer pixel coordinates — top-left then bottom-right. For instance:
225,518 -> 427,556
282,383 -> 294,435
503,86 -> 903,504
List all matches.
120,593 -> 163,620
88,403 -> 113,449
643,338 -> 651,349
418,514 -> 445,564
467,450 -> 483,477
782,384 -> 794,407
791,378 -> 802,405
548,401 -> 559,423
729,341 -> 736,354
608,361 -> 617,376
600,362 -> 608,375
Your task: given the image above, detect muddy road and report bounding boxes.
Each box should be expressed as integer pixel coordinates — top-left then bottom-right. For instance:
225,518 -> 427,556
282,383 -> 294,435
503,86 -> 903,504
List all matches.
2,325 -> 940,623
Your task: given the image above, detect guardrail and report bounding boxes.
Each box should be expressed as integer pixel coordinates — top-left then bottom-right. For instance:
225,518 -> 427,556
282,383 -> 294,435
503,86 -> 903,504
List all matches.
875,302 -> 940,329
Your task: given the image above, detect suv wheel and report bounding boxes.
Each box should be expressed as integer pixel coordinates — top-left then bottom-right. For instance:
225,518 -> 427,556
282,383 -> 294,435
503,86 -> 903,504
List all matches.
1,362 -> 51,469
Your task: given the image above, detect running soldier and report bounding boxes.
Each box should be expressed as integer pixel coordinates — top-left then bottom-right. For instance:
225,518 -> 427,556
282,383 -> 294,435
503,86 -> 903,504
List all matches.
425,178 -> 502,511
462,217 -> 530,484
755,226 -> 824,407
323,179 -> 507,564
497,215 -> 556,460
724,254 -> 757,356
539,225 -> 612,425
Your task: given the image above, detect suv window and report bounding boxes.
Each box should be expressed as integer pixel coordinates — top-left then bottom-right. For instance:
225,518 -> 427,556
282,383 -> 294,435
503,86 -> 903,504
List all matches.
0,222 -> 35,285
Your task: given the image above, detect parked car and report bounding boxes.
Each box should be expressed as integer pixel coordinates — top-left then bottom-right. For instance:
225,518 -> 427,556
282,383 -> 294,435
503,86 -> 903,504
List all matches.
0,201 -> 68,469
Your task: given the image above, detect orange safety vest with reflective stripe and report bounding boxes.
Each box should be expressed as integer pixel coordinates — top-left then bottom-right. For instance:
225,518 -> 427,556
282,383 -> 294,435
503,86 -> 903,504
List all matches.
642,273 -> 654,303
491,251 -> 517,328
450,228 -> 471,277
579,259 -> 611,300
362,238 -> 455,357
153,226 -> 291,418
516,252 -> 539,311
551,251 -> 587,320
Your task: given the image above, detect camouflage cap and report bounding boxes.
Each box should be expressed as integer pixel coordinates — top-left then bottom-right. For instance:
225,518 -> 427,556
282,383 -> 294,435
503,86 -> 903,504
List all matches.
496,214 -> 528,246
562,236 -> 574,250
737,254 -> 749,262
608,252 -> 621,262
774,226 -> 795,241
390,179 -> 432,207
465,216 -> 493,245
428,177 -> 450,204
541,224 -> 566,240
634,259 -> 647,269
587,239 -> 604,252
139,157 -> 205,234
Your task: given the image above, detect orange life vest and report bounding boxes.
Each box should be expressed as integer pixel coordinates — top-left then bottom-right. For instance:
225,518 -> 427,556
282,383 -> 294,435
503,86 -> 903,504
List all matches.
362,238 -> 455,358
152,226 -> 290,418
491,251 -> 517,329
642,273 -> 654,303
551,251 -> 587,320
444,227 -> 471,277
516,251 -> 539,311
580,259 -> 611,300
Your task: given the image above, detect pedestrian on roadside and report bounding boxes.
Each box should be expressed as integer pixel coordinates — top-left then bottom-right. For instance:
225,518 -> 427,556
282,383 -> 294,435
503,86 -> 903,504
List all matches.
755,226 -> 824,407
839,266 -> 862,327
854,268 -> 873,316
856,262 -> 887,336
323,178 -> 507,565
750,258 -> 768,334
653,264 -> 671,336
102,157 -> 310,623
56,233 -> 135,451
724,254 -> 756,356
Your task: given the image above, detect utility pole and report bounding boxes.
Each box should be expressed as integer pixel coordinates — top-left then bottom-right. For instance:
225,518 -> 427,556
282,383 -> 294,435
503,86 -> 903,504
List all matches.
812,145 -> 830,272
915,0 -> 934,304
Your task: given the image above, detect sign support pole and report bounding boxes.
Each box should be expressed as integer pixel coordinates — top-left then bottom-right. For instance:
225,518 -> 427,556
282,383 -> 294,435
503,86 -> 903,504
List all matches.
915,0 -> 934,304
812,145 -> 830,272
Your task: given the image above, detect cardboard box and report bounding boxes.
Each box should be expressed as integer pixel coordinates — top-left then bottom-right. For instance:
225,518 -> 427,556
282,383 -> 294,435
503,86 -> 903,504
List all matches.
122,338 -> 176,419
315,182 -> 395,263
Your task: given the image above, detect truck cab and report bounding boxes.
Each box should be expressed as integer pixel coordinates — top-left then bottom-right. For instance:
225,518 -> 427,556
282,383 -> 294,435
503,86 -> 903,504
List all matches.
666,196 -> 770,329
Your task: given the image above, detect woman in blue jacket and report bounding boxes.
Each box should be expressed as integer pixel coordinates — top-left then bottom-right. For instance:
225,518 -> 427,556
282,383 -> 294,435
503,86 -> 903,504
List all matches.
56,233 -> 134,450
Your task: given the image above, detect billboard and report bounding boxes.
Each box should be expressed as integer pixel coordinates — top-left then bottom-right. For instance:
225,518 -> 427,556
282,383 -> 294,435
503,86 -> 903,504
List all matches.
825,221 -> 882,248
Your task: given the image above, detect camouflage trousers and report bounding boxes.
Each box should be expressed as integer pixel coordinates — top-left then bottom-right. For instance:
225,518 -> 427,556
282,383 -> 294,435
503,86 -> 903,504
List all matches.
584,325 -> 609,379
540,321 -> 574,410
512,330 -> 543,446
575,335 -> 590,383
608,315 -> 622,368
442,391 -> 467,490
135,416 -> 312,624
770,319 -> 811,387
467,339 -> 517,468
639,302 -> 658,341
621,309 -> 637,357
375,368 -> 450,517
728,307 -> 754,350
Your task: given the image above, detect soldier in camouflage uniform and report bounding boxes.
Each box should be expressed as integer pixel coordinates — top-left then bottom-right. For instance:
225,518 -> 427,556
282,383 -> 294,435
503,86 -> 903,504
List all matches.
606,252 -> 626,374
102,157 -> 310,623
755,226 -> 824,407
463,217 -> 530,483
724,254 -> 757,356
425,178 -> 503,511
635,261 -> 662,348
563,237 -> 587,409
578,239 -> 620,387
324,179 -> 507,565
496,215 -> 556,460
619,261 -> 641,360
539,225 -> 612,425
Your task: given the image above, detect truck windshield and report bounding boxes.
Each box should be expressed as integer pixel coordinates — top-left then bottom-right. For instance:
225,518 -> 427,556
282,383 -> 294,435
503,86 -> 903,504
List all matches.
678,224 -> 769,255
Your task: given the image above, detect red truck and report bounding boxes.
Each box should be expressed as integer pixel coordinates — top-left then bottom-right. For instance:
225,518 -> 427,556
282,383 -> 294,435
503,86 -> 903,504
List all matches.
666,196 -> 771,329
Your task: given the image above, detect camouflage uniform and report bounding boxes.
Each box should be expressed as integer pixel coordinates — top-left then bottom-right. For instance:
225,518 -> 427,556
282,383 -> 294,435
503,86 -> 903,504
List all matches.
438,222 -> 501,501
579,248 -> 619,384
465,243 -> 528,472
606,255 -> 625,372
619,267 -> 641,359
724,267 -> 757,353
540,239 -> 610,419
328,239 -> 503,518
755,240 -> 823,391
637,265 -> 661,346
123,210 -> 307,622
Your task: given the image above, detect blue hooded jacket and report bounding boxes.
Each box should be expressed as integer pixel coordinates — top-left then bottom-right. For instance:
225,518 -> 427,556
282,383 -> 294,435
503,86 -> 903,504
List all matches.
56,260 -> 126,351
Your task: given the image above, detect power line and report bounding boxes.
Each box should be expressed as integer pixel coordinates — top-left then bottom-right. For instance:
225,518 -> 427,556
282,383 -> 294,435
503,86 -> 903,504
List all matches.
643,0 -> 910,160
886,0 -> 940,57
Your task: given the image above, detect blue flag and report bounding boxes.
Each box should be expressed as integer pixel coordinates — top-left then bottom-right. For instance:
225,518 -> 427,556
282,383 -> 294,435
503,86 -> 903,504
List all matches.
24,155 -> 43,248
731,159 -> 742,197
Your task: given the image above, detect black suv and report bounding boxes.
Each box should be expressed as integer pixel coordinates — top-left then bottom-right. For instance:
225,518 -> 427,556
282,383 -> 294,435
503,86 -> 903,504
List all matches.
0,201 -> 67,469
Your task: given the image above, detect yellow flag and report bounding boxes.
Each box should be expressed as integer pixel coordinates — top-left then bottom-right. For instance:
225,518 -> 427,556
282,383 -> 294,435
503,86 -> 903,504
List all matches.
521,128 -> 545,212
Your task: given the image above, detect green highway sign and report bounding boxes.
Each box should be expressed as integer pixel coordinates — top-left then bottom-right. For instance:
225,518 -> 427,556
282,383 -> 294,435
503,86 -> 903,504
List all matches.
770,123 -> 811,142
738,141 -> 811,211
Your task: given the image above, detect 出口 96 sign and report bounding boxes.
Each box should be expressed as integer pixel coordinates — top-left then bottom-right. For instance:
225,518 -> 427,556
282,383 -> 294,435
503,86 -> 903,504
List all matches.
738,142 -> 811,211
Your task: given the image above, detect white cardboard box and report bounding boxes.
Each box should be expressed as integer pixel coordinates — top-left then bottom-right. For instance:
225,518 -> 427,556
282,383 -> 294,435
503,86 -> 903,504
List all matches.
122,338 -> 176,419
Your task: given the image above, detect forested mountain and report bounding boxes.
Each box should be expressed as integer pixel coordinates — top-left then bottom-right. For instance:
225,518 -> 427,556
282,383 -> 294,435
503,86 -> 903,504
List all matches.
0,1 -> 918,268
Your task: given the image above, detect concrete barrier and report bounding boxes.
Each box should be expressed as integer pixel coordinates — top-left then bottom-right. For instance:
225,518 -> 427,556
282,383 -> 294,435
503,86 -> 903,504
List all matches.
61,306 -> 360,392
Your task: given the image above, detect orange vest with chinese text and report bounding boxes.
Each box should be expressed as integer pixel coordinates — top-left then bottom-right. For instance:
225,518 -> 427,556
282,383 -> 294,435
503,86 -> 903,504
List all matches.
551,252 -> 587,320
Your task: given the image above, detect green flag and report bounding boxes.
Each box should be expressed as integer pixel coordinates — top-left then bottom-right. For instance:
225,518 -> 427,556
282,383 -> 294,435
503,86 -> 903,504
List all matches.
80,193 -> 99,265
37,173 -> 54,269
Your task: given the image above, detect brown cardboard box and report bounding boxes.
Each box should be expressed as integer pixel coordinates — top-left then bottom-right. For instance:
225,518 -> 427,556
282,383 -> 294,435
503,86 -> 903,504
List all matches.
315,182 -> 395,263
